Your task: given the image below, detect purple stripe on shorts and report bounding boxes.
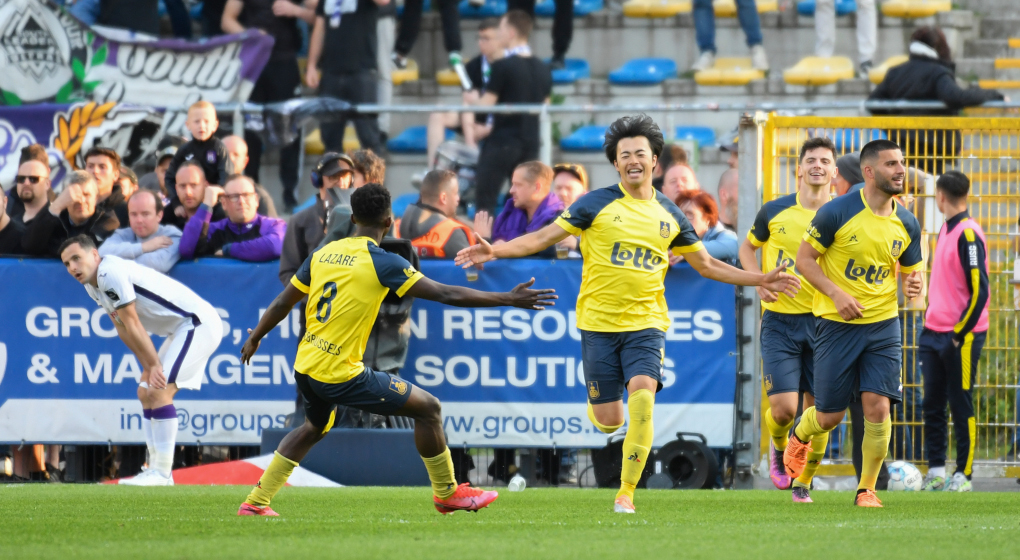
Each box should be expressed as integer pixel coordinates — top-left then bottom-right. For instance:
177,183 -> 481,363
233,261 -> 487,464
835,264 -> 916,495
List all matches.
143,409 -> 153,419
167,327 -> 195,385
151,404 -> 177,420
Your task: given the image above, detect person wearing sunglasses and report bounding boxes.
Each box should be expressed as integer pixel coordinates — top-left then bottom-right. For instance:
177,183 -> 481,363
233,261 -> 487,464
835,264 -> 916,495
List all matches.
22,171 -> 119,257
179,174 -> 286,262
6,157 -> 51,227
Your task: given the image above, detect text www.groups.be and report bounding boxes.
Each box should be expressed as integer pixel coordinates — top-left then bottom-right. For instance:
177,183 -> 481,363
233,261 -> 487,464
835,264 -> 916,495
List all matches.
443,414 -> 597,440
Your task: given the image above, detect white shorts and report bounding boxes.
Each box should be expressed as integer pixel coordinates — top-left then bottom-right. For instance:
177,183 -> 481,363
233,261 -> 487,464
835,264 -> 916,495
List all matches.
157,308 -> 222,391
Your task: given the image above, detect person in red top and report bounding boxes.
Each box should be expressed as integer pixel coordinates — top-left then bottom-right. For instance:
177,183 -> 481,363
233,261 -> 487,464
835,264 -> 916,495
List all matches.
919,171 -> 989,493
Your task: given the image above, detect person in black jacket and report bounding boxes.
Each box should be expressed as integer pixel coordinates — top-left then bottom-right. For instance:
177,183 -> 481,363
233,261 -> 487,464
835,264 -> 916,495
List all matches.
22,171 -> 118,257
869,26 -> 1006,174
164,101 -> 231,196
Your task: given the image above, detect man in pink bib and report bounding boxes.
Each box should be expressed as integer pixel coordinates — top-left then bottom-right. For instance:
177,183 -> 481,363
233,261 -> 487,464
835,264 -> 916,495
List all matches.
919,171 -> 989,492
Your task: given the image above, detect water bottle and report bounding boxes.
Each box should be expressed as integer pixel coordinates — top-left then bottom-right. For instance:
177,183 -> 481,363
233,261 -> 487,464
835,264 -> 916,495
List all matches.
507,474 -> 526,492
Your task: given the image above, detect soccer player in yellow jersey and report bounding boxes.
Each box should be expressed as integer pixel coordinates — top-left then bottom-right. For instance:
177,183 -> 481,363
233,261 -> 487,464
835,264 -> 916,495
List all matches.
786,140 -> 925,508
738,137 -> 837,502
236,184 -> 556,517
455,115 -> 800,513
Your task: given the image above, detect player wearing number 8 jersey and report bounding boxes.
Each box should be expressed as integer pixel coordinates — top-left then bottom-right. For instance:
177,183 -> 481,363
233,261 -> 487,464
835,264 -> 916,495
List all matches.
455,115 -> 800,513
237,183 -> 557,517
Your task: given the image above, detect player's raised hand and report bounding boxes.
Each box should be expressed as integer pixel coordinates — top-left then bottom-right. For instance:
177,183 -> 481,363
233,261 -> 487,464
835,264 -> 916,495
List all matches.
508,277 -> 557,310
761,263 -> 801,298
455,233 -> 496,269
832,290 -> 866,321
904,270 -> 924,299
756,285 -> 778,303
240,328 -> 261,365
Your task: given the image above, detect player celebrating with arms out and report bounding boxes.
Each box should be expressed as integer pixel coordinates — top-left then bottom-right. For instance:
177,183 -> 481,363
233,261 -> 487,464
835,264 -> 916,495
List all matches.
237,184 -> 556,517
60,235 -> 223,486
786,139 -> 924,508
456,115 -> 800,514
738,137 -> 837,501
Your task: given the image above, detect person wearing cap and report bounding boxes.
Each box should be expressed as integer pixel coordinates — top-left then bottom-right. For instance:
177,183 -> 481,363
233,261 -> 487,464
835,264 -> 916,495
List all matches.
720,129 -> 739,170
118,166 -> 139,201
835,151 -> 865,196
552,162 -> 587,208
652,144 -> 688,191
139,136 -> 186,199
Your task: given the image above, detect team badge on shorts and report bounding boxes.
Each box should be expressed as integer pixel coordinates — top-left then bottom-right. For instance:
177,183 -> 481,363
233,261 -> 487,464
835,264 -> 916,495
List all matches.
659,221 -> 670,238
764,375 -> 773,392
587,381 -> 600,400
891,240 -> 903,258
389,378 -> 408,395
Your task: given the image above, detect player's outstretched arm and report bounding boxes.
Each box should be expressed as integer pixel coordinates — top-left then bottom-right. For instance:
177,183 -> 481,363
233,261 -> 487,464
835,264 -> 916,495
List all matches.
405,276 -> 557,310
795,240 -> 864,321
454,223 -> 571,269
112,303 -> 165,389
241,284 -> 306,364
737,238 -> 778,303
685,247 -> 800,297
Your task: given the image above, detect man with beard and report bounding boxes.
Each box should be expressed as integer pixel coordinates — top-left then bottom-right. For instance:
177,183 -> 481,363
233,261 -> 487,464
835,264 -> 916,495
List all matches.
6,158 -> 51,226
786,139 -> 924,508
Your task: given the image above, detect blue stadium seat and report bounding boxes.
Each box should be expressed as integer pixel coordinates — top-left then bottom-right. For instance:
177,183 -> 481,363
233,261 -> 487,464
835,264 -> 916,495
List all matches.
560,125 -> 608,151
398,0 -> 432,16
796,0 -> 856,16
829,129 -> 887,153
459,0 -> 507,18
536,0 -> 604,17
674,126 -> 716,147
387,126 -> 453,153
392,193 -> 420,219
547,58 -> 591,84
608,58 -> 678,85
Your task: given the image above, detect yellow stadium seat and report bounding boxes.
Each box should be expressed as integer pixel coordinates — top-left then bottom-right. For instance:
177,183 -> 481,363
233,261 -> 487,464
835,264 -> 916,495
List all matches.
978,80 -> 1020,89
714,0 -> 777,17
305,128 -> 325,155
880,0 -> 951,18
392,59 -> 420,85
436,68 -> 463,86
783,56 -> 854,86
622,0 -> 691,18
994,59 -> 1020,70
1009,38 -> 1020,49
343,125 -> 361,153
694,57 -> 765,86
868,54 -> 908,84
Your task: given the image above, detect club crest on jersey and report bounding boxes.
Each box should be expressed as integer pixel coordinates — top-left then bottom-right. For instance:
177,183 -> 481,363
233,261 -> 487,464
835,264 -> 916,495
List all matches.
403,267 -> 416,278
891,240 -> 902,258
389,378 -> 408,395
587,381 -> 599,400
560,210 -> 571,220
659,221 -> 670,238
105,289 -> 119,301
206,150 -> 216,163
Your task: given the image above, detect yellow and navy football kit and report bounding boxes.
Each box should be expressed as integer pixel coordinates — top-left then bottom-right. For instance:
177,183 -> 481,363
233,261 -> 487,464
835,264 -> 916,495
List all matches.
802,189 -> 923,413
290,236 -> 424,425
555,183 -> 703,404
748,192 -> 827,397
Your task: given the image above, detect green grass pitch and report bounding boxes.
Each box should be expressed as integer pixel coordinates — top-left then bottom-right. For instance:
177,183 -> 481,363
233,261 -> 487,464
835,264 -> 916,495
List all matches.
2,485 -> 1018,559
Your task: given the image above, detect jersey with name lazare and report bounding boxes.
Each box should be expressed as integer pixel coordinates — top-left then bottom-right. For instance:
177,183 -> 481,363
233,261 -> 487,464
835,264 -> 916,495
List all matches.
803,189 -> 923,324
290,236 -> 424,384
748,192 -> 828,315
554,183 -> 703,333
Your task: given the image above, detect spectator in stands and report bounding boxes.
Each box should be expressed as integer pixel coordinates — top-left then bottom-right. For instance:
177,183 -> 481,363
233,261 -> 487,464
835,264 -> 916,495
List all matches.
221,135 -> 280,218
509,0 -> 574,69
719,128 -> 739,169
305,0 -> 388,156
23,171 -> 118,257
426,19 -> 502,166
164,101 -> 230,196
673,189 -> 738,265
716,168 -> 738,231
6,157 -> 51,226
98,189 -> 182,273
350,149 -> 386,188
490,161 -> 563,251
0,187 -> 25,255
815,0 -> 876,76
691,0 -> 768,71
552,163 -> 587,208
661,161 -> 700,203
470,10 -> 552,214
138,136 -> 185,200
202,0 -> 229,35
179,174 -> 285,261
834,151 -> 864,196
163,162 -> 228,229
652,144 -> 688,191
69,0 -> 160,38
85,147 -> 127,228
869,26 -> 1006,174
392,0 -> 462,74
118,166 -> 138,201
400,169 -> 473,258
221,0 -> 315,212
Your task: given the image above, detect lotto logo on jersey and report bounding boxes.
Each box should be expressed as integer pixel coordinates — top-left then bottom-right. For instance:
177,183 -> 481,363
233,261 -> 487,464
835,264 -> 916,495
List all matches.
774,249 -> 796,272
843,259 -> 891,285
609,242 -> 664,271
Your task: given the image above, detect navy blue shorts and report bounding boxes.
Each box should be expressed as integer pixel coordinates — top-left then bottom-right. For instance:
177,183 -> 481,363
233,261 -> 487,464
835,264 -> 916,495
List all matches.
761,311 -> 815,397
581,328 -> 665,405
813,317 -> 903,413
295,368 -> 413,430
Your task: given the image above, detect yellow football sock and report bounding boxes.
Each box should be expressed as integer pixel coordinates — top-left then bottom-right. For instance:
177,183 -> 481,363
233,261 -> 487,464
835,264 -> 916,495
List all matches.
793,430 -> 829,489
617,389 -> 654,502
245,451 -> 297,507
764,408 -> 794,451
794,406 -> 826,443
588,401 -> 624,434
422,448 -> 457,500
858,418 -> 891,492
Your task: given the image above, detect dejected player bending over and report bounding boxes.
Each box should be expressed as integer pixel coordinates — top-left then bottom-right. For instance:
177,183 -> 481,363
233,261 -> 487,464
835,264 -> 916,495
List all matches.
237,183 -> 556,517
787,139 -> 924,508
60,234 -> 223,486
455,115 -> 800,514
